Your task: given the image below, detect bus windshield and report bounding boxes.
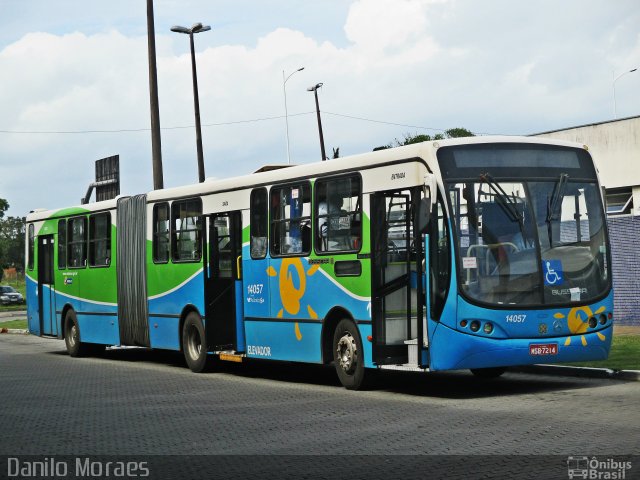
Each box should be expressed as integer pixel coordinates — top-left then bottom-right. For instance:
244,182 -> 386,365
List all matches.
438,144 -> 610,306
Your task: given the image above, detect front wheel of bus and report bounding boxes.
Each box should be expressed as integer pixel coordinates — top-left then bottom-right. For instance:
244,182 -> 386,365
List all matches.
182,312 -> 212,373
333,319 -> 368,390
64,310 -> 89,357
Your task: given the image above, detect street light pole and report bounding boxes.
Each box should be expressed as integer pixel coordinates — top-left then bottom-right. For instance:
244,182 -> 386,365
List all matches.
307,83 -> 326,161
283,67 -> 304,165
171,23 -> 211,183
613,67 -> 637,119
146,0 -> 163,189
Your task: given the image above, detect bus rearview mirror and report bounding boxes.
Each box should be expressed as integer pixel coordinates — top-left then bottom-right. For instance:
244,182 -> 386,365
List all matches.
417,197 -> 431,233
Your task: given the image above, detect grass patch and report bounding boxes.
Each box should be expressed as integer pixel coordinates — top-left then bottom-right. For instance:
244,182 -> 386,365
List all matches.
566,335 -> 640,370
0,319 -> 27,330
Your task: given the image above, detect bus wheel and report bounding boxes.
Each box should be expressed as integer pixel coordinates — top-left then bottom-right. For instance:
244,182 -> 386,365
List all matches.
64,310 -> 88,357
182,312 -> 212,373
333,319 -> 367,390
470,367 -> 507,378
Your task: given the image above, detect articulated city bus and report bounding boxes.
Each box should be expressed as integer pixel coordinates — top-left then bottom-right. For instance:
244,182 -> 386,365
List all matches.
25,136 -> 613,389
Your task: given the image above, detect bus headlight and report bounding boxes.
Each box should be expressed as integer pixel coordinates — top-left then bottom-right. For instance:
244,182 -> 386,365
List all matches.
588,317 -> 597,328
483,322 -> 493,334
470,320 -> 480,332
599,314 -> 607,325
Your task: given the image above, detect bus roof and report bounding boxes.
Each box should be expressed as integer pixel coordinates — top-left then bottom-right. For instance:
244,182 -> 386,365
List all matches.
27,135 -> 589,222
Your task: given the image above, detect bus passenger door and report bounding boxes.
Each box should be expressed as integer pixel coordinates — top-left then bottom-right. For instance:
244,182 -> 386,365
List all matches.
37,235 -> 57,336
205,212 -> 243,352
370,191 -> 416,365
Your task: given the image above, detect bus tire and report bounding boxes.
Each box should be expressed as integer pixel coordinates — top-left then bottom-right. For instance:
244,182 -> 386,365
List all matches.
64,310 -> 89,357
470,367 -> 507,378
182,312 -> 212,373
333,319 -> 368,390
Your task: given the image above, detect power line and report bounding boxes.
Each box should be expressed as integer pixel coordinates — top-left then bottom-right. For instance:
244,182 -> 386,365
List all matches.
0,110 -> 486,135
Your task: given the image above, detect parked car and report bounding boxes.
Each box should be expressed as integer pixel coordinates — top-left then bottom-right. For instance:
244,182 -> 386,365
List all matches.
0,285 -> 24,305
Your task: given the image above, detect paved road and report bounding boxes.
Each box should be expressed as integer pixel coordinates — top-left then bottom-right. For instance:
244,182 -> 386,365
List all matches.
0,334 -> 638,478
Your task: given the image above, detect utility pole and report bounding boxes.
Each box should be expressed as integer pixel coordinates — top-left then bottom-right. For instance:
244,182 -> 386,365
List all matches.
147,0 -> 164,189
307,83 -> 326,161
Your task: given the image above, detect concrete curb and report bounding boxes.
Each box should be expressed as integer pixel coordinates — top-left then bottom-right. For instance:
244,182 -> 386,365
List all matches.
512,364 -> 640,381
0,329 -> 28,335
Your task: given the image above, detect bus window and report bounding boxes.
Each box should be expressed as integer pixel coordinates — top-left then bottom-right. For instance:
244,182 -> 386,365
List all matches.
315,175 -> 361,253
28,224 -> 34,270
270,183 -> 311,256
68,216 -> 87,268
89,213 -> 111,267
250,188 -> 268,259
430,198 -> 450,319
58,219 -> 67,269
172,199 -> 202,262
153,203 -> 170,263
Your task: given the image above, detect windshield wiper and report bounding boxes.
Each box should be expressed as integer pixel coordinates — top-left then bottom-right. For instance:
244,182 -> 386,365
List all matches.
479,172 -> 524,224
547,173 -> 569,222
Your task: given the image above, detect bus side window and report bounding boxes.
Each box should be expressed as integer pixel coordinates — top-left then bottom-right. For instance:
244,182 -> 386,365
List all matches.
270,183 -> 311,256
171,199 -> 203,262
430,198 -> 450,319
250,188 -> 268,259
89,212 -> 111,267
315,175 -> 362,253
58,220 -> 67,269
153,203 -> 170,263
68,216 -> 87,269
28,224 -> 34,270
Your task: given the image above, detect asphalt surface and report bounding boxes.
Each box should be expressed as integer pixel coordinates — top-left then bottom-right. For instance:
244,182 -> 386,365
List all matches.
0,334 -> 638,479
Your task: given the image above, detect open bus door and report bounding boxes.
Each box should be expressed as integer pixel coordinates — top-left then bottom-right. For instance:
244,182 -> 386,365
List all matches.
205,212 -> 245,352
370,188 -> 427,366
37,235 -> 57,336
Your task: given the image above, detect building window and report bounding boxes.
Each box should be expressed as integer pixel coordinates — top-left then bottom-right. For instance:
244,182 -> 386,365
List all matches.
315,175 -> 362,253
58,220 -> 67,269
153,203 -> 170,263
250,188 -> 268,259
28,224 -> 34,270
172,199 -> 202,262
68,216 -> 87,268
89,213 -> 111,267
270,183 -> 311,256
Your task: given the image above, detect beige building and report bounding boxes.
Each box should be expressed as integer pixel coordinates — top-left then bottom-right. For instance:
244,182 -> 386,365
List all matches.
533,115 -> 640,216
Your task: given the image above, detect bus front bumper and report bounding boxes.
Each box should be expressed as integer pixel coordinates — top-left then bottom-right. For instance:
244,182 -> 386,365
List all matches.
429,323 -> 613,371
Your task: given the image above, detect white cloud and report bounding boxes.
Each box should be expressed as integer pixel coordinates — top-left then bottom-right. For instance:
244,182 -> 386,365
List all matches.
0,0 -> 639,217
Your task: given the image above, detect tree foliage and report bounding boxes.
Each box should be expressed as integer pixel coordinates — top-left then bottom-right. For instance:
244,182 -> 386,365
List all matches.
0,199 -> 26,271
373,127 -> 475,150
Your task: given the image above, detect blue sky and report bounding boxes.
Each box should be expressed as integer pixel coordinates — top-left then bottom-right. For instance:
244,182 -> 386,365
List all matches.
1,0 -> 639,216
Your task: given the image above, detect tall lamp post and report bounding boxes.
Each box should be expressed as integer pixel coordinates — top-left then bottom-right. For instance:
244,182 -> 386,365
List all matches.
283,67 -> 304,165
146,0 -> 163,189
613,67 -> 637,119
171,22 -> 211,183
307,82 -> 326,161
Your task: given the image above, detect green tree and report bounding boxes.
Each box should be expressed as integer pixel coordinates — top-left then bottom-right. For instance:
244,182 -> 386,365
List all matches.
0,198 -> 8,219
374,127 -> 475,150
0,198 -> 26,272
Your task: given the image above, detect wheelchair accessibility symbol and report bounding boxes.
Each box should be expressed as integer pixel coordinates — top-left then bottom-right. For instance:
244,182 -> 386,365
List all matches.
543,260 -> 563,286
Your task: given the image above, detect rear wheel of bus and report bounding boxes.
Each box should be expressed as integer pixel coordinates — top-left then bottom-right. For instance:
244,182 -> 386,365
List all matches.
182,311 -> 214,373
333,319 -> 368,390
64,310 -> 91,357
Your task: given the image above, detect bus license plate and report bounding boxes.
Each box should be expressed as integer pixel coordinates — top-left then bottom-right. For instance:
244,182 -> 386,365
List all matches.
529,343 -> 558,356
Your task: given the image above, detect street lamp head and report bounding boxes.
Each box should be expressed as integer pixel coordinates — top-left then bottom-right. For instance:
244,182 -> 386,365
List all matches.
297,67 -> 305,72
307,82 -> 323,92
171,25 -> 190,34
192,23 -> 211,33
171,23 -> 211,34
631,68 -> 638,73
